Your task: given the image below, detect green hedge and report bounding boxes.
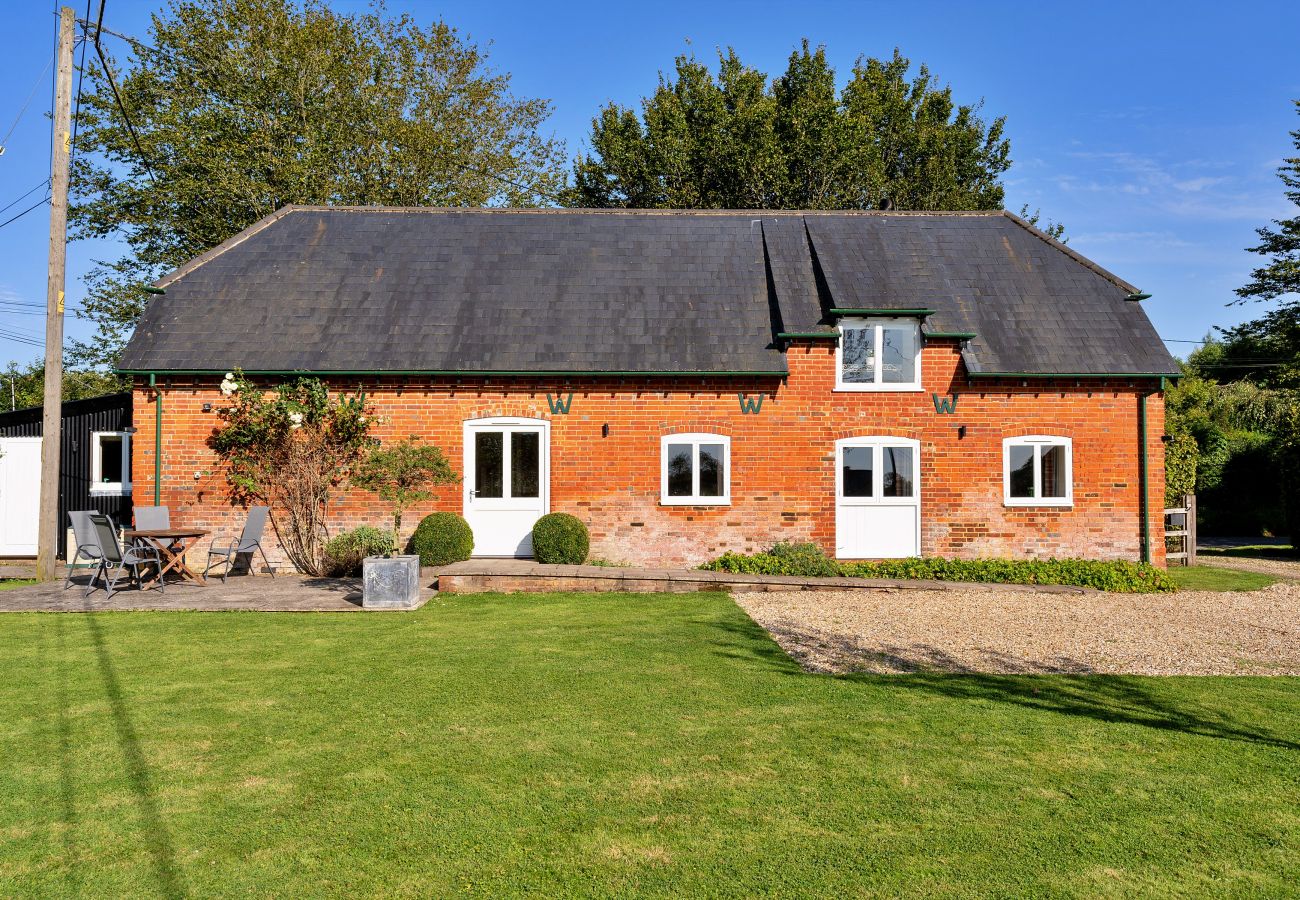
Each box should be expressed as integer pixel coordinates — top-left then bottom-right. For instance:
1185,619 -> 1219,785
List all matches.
700,542 -> 1176,593
409,512 -> 474,566
324,526 -> 395,576
531,513 -> 589,565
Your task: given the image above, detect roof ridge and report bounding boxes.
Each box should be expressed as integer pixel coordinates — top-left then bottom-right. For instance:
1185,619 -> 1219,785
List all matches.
275,205 -> 1008,217
1000,209 -> 1139,294
154,205 -> 300,289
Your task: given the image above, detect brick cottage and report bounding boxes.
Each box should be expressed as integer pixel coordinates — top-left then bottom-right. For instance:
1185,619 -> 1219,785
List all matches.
115,207 -> 1180,569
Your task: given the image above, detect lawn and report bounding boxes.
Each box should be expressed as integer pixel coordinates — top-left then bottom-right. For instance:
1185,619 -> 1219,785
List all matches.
1169,564 -> 1279,592
1,593 -> 1297,897
0,579 -> 36,592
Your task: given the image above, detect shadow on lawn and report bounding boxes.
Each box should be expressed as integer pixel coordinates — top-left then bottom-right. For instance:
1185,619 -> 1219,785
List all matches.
81,613 -> 189,898
716,614 -> 1300,752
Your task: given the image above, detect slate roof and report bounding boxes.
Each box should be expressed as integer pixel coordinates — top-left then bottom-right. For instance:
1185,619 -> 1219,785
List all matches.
118,207 -> 1179,378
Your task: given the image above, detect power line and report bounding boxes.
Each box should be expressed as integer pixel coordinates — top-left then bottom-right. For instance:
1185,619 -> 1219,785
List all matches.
0,196 -> 51,231
0,50 -> 55,155
0,178 -> 51,216
92,0 -> 154,183
70,0 -> 92,161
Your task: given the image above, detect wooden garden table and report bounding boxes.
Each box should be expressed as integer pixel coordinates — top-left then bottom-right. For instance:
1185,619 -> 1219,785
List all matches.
123,528 -> 210,586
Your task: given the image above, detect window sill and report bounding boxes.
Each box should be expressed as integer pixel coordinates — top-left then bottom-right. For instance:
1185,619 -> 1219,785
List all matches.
90,486 -> 132,497
660,498 -> 731,507
834,384 -> 925,393
1003,498 -> 1072,508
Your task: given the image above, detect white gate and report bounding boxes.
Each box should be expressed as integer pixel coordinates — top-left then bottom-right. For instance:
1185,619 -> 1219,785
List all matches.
0,437 -> 42,556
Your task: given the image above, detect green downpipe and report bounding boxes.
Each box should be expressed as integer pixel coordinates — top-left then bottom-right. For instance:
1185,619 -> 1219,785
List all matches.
1139,391 -> 1151,564
151,373 -> 162,505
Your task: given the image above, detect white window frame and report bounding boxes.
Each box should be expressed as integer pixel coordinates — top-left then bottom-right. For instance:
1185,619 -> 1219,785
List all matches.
1003,435 -> 1072,507
660,433 -> 731,506
834,317 -> 923,392
90,431 -> 132,496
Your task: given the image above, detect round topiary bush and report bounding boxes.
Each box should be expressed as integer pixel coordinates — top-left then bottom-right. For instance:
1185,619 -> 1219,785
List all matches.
409,511 -> 474,566
531,512 -> 589,565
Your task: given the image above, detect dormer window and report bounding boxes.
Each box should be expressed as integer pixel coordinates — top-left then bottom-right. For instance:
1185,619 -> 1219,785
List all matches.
835,317 -> 922,391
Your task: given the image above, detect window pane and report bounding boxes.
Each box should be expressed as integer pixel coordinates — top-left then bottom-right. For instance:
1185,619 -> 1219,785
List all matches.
881,325 -> 917,384
1040,444 -> 1067,498
667,444 -> 693,496
698,443 -> 725,497
842,446 -> 874,497
475,432 -> 503,498
840,326 -> 876,383
1008,445 -> 1035,498
99,435 -> 123,483
882,446 -> 914,497
511,432 -> 540,498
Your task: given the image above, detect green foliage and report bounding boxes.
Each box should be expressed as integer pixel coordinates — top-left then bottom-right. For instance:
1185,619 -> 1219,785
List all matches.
409,512 -> 474,566
68,0 -> 567,366
1168,565 -> 1276,593
1164,430 -> 1199,506
530,513 -> 590,565
701,543 -> 1176,592
0,359 -> 125,412
352,437 -> 458,548
323,526 -> 396,577
208,370 -> 375,575
565,43 -> 1016,214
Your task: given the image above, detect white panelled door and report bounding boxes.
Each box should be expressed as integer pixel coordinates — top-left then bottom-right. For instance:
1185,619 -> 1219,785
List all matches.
0,437 -> 42,556
835,437 -> 921,559
463,418 -> 550,557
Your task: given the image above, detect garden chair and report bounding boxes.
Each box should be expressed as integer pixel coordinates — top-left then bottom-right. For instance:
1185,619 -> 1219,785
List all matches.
203,506 -> 275,583
85,513 -> 165,598
133,505 -> 171,530
64,510 -> 105,590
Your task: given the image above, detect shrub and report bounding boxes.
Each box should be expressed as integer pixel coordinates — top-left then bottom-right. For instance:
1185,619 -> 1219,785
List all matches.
700,544 -> 1176,593
531,513 -> 589,564
409,512 -> 474,566
323,526 -> 395,576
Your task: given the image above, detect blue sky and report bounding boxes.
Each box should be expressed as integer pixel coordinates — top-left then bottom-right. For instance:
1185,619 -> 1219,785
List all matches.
1,0 -> 1298,369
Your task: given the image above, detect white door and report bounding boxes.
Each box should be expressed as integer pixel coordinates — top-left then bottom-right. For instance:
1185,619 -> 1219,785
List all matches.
835,437 -> 921,559
0,437 -> 42,556
463,418 -> 550,557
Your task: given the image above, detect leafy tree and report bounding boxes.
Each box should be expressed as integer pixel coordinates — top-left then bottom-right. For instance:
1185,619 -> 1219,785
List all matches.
209,371 -> 376,575
1237,99 -> 1300,307
565,43 -> 1018,214
1,358 -> 126,412
70,0 -> 567,366
352,437 -> 459,552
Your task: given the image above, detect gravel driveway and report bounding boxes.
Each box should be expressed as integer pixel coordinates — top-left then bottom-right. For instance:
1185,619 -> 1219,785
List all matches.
734,582 -> 1300,675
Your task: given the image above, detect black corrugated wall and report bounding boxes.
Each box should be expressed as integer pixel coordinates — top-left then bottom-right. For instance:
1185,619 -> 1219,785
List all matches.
0,393 -> 133,558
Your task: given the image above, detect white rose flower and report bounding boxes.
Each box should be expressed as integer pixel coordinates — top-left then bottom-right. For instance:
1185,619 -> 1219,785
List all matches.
219,379 -> 236,396
288,411 -> 304,429
224,372 -> 235,381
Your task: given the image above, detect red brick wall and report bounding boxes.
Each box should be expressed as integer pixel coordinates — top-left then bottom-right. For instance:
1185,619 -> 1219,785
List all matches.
130,339 -> 1167,569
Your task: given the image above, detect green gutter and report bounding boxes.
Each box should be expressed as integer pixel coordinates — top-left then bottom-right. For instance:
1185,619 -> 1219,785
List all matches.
828,308 -> 936,317
966,371 -> 1180,380
114,368 -> 790,377
150,373 -> 161,505
776,332 -> 838,340
925,331 -> 978,340
1139,391 -> 1151,564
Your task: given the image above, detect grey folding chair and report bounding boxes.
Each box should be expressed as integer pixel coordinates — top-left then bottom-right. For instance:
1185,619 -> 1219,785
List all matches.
204,506 -> 275,583
85,513 -> 164,598
64,510 -> 105,589
133,506 -> 171,530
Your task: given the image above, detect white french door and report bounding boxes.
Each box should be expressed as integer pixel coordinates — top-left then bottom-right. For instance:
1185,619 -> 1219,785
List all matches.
835,437 -> 921,559
0,438 -> 42,556
463,418 -> 550,557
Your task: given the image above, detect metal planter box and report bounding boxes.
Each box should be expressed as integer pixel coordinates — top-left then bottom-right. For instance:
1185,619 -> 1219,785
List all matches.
362,555 -> 421,609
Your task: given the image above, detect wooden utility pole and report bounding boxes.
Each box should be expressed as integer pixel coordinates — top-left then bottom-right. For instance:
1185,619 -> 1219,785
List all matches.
36,7 -> 76,581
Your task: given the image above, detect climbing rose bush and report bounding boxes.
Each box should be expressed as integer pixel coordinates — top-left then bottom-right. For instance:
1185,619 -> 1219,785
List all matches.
208,370 -> 375,575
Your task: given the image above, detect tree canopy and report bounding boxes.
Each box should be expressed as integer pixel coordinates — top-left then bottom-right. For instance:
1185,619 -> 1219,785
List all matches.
564,43 -> 1015,213
70,0 -> 567,366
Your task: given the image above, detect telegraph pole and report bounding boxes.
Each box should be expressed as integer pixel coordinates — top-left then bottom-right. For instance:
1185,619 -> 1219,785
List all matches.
36,7 -> 76,581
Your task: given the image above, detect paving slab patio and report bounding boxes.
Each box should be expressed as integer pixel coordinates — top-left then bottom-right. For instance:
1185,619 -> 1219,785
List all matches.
0,570 -> 437,612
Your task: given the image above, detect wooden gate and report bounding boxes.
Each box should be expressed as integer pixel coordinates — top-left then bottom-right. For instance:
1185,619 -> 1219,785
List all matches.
1164,494 -> 1197,567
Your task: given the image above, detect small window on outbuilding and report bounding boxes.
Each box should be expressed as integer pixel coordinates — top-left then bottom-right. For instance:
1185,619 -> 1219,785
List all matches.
661,433 -> 730,505
91,431 -> 131,496
1003,436 -> 1071,507
835,318 -> 922,391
